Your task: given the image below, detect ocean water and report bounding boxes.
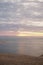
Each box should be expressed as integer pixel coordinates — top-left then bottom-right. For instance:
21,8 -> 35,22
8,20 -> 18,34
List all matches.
0,36 -> 43,56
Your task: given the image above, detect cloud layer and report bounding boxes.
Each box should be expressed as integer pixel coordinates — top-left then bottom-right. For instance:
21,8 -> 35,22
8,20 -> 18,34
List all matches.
0,0 -> 43,32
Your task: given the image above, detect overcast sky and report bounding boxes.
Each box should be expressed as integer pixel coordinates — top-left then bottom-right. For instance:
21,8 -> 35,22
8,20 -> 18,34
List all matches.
0,0 -> 43,35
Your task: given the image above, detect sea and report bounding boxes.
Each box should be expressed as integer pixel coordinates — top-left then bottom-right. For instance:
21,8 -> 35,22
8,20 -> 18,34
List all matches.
0,36 -> 43,56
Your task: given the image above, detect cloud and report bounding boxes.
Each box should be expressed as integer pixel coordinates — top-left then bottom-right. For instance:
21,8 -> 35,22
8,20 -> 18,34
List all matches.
0,1 -> 43,32
38,0 -> 43,2
0,0 -> 21,3
21,0 -> 43,2
0,0 -> 43,3
0,0 -> 14,2
0,2 -> 43,20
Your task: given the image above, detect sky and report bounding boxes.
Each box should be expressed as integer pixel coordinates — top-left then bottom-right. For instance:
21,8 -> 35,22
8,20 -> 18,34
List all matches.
0,0 -> 43,36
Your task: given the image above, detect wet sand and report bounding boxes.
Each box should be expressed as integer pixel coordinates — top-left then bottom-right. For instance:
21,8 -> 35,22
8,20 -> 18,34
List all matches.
0,54 -> 43,65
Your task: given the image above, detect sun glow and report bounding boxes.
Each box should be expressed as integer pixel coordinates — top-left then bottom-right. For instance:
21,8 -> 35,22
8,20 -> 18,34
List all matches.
0,31 -> 43,36
17,31 -> 43,36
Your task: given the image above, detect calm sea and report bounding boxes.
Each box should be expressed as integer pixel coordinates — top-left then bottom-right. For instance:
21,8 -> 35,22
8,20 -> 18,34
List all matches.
0,36 -> 43,56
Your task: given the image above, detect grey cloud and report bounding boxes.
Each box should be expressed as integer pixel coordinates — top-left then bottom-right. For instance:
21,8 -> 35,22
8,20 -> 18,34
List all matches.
0,2 -> 43,20
0,23 -> 43,32
21,2 -> 43,20
21,0 -> 43,2
0,24 -> 19,31
0,1 -> 43,32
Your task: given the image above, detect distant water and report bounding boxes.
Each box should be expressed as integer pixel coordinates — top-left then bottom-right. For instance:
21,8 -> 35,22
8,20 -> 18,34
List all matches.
0,36 -> 43,56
